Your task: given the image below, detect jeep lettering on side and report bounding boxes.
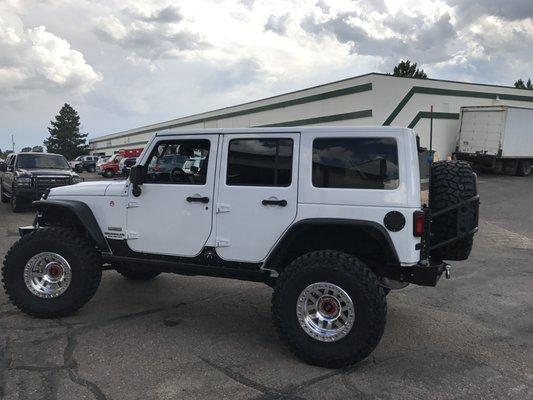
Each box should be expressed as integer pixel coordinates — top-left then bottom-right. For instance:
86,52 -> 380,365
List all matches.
1,127 -> 479,368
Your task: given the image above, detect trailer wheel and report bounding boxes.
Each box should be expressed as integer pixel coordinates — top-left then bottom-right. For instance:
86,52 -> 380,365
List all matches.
517,160 -> 532,176
429,161 -> 476,261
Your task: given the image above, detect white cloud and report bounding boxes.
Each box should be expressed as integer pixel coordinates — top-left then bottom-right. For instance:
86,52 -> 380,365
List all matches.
0,12 -> 101,101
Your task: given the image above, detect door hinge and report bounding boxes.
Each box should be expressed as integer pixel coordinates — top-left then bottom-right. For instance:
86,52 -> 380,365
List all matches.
126,231 -> 140,239
216,203 -> 231,213
215,238 -> 230,247
127,201 -> 139,208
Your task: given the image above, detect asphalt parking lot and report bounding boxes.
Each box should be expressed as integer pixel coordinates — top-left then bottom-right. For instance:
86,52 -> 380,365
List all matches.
0,172 -> 532,400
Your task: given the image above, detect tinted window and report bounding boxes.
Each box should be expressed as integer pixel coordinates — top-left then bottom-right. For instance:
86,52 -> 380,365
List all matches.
144,139 -> 210,185
227,139 -> 293,186
312,138 -> 399,189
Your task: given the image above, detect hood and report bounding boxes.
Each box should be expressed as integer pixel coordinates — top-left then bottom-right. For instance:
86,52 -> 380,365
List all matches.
49,180 -> 111,197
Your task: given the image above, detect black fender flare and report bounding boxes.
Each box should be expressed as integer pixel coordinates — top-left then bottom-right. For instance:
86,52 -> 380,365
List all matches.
33,199 -> 110,252
263,218 -> 400,272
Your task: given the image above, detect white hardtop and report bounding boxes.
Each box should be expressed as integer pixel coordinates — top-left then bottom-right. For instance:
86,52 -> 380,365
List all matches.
155,126 -> 414,137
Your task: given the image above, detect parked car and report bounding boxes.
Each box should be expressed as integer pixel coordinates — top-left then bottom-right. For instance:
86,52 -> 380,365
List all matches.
119,157 -> 137,176
0,152 -> 82,212
2,127 -> 479,367
68,155 -> 98,173
96,154 -> 123,178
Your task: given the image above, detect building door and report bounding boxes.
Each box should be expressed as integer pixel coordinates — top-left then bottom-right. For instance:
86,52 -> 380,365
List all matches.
215,133 -> 300,262
126,135 -> 218,256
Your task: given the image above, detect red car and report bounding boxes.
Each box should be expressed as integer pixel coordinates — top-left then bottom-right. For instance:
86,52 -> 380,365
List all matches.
97,148 -> 143,178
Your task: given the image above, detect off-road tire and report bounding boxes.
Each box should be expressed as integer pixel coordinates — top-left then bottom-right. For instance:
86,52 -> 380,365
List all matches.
10,191 -> 25,213
104,169 -> 114,178
116,266 -> 160,281
429,161 -> 476,261
0,182 -> 8,203
517,160 -> 531,176
2,228 -> 102,318
272,251 -> 387,368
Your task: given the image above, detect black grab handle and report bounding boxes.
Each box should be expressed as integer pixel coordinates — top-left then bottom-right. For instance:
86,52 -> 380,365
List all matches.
262,199 -> 287,207
186,196 -> 209,204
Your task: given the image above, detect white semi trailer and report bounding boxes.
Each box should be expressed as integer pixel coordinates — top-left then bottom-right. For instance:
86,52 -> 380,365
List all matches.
454,106 -> 533,176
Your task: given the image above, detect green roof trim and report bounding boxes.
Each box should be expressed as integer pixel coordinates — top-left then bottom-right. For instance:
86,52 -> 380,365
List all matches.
259,109 -> 372,127
383,87 -> 533,126
407,112 -> 459,128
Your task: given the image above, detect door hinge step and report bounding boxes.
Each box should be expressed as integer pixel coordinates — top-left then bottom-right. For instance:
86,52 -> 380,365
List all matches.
216,203 -> 231,213
126,231 -> 140,239
215,238 -> 230,247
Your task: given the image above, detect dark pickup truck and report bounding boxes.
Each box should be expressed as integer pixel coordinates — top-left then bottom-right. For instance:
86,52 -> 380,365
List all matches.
0,152 -> 82,212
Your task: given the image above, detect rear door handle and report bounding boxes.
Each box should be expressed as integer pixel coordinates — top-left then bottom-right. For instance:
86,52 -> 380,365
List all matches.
262,199 -> 287,207
186,196 -> 209,204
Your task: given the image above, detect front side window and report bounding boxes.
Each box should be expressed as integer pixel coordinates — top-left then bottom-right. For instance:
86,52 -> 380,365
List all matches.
312,138 -> 399,189
144,139 -> 210,185
16,154 -> 70,170
227,138 -> 293,186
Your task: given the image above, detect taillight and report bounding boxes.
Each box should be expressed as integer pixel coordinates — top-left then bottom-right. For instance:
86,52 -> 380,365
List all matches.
413,211 -> 425,237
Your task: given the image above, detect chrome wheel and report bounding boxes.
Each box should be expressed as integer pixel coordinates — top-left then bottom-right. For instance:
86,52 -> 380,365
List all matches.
23,252 -> 72,298
296,282 -> 355,342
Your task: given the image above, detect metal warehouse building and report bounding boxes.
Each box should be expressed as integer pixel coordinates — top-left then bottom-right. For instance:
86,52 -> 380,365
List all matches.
89,73 -> 533,159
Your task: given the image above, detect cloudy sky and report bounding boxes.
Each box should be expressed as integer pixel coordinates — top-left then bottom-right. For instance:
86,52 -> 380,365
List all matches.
1,0 -> 532,151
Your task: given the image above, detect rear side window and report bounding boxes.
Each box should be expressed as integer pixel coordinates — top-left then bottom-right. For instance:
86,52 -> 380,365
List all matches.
312,138 -> 399,189
227,138 -> 293,186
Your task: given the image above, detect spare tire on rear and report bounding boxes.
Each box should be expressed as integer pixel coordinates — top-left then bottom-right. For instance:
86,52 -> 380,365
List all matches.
429,161 -> 477,261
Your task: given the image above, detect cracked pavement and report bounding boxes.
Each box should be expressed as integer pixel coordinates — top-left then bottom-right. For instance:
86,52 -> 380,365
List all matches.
0,173 -> 532,399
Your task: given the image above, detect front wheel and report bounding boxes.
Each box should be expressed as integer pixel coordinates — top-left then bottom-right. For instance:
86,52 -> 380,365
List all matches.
2,228 -> 102,318
272,251 -> 386,368
104,169 -> 114,178
10,192 -> 25,213
0,182 -> 9,203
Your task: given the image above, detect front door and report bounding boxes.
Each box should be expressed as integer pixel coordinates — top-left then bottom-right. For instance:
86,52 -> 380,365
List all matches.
216,133 -> 300,262
126,135 -> 218,256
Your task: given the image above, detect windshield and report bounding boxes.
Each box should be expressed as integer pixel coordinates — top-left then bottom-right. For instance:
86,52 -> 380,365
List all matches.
16,154 -> 70,170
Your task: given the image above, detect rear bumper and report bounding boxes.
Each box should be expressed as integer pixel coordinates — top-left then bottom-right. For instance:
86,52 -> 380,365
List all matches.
454,152 -> 497,168
376,262 -> 448,287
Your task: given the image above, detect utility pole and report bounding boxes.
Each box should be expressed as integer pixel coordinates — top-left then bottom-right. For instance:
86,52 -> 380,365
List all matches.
11,134 -> 15,152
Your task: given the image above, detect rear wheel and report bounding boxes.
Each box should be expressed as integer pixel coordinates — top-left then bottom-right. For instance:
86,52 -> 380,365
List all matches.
88,165 -> 96,173
2,228 -> 102,318
104,169 -> 114,178
430,161 -> 476,261
517,160 -> 531,176
272,251 -> 386,368
116,266 -> 160,281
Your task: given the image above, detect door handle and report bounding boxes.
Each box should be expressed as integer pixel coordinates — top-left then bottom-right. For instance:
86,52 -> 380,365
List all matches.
262,199 -> 287,207
186,196 -> 209,204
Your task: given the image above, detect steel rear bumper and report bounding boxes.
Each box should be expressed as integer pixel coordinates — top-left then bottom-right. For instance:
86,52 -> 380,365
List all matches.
376,262 -> 448,287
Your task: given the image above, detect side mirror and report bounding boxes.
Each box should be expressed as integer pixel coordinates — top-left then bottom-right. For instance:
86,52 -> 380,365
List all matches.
0,162 -> 6,172
129,165 -> 144,185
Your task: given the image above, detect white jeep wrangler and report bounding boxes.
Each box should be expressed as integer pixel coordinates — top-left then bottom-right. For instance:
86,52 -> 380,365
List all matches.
2,127 -> 479,368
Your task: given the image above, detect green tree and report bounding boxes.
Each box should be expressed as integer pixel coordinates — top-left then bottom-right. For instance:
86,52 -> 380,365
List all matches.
392,60 -> 428,79
514,78 -> 533,89
44,103 -> 88,159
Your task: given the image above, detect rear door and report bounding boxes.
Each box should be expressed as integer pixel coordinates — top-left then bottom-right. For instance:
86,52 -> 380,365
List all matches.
215,133 -> 299,262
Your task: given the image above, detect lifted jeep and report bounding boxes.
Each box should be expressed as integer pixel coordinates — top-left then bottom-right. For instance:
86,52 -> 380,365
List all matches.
2,127 -> 479,368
